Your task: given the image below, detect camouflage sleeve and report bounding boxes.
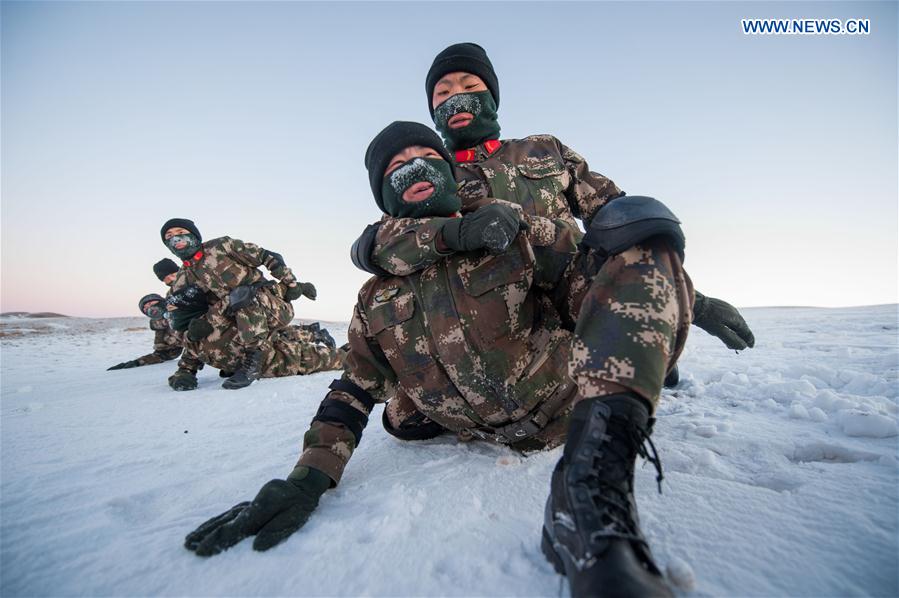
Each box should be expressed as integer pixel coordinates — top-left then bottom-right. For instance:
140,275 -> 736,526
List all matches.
371,215 -> 456,276
225,237 -> 297,285
296,298 -> 397,485
557,138 -> 624,226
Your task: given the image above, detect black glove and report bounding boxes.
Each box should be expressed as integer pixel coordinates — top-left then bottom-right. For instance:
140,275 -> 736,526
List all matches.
187,318 -> 214,342
441,204 -> 527,254
692,291 -> 756,350
184,466 -> 331,556
285,282 -> 317,301
108,360 -> 140,371
168,368 -> 198,391
168,285 -> 210,332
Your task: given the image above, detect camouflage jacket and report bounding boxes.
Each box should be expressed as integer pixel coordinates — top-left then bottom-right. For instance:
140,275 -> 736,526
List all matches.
370,135 -> 623,278
171,236 -> 296,303
297,220 -> 576,484
135,317 -> 182,365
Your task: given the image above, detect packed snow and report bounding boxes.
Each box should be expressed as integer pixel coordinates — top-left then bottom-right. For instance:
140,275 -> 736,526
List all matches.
1,306 -> 897,596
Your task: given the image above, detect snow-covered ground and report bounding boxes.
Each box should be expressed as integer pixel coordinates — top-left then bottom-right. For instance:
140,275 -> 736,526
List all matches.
1,306 -> 897,597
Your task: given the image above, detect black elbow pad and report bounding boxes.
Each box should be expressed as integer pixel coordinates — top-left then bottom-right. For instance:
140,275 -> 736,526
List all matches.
351,223 -> 391,277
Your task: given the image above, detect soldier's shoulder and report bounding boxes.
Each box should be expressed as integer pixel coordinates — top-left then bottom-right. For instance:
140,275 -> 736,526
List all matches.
202,236 -> 235,253
357,275 -> 411,310
511,134 -> 562,147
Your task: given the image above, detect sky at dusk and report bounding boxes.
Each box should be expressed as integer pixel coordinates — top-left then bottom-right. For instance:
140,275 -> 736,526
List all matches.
2,1 -> 896,321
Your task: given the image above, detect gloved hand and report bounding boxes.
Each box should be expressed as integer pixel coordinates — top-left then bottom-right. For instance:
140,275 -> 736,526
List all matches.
692,291 -> 756,350
441,203 -> 527,254
184,466 -> 331,556
187,318 -> 214,342
285,282 -> 317,301
108,360 -> 140,371
168,368 -> 198,391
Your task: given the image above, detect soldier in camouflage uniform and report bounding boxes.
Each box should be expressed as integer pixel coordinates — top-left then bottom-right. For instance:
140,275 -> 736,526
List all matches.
351,43 -> 754,388
160,218 -> 334,390
184,123 -> 690,598
168,309 -> 343,391
107,293 -> 183,370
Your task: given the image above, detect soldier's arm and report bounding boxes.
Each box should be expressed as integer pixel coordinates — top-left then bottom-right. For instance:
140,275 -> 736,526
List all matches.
365,215 -> 457,276
295,299 -> 396,485
556,138 -> 625,227
224,238 -> 298,286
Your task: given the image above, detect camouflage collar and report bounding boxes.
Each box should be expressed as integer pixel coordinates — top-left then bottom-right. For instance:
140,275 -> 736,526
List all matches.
182,250 -> 204,267
454,139 -> 501,163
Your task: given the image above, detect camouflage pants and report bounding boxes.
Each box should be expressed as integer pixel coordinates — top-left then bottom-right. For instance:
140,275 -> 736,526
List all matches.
384,238 -> 691,445
233,286 -> 295,355
555,238 -> 693,409
179,323 -> 342,378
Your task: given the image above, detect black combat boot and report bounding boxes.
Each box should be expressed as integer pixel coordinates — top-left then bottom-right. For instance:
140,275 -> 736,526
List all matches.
542,394 -> 672,598
222,349 -> 264,390
663,365 -> 679,388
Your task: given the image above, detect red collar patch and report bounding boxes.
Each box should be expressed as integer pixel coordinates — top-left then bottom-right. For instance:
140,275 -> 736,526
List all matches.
183,250 -> 204,267
454,140 -> 501,163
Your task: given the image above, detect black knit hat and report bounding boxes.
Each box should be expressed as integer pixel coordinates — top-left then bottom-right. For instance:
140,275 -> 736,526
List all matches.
160,218 -> 201,243
364,121 -> 453,212
138,293 -> 165,315
152,258 -> 179,281
426,43 -> 499,116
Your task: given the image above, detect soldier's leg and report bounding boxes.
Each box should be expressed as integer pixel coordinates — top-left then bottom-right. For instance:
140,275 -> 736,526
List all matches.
543,237 -> 691,598
569,238 -> 692,407
260,327 -> 343,378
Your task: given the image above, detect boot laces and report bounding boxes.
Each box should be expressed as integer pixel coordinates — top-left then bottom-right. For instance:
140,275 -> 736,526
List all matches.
586,416 -> 664,544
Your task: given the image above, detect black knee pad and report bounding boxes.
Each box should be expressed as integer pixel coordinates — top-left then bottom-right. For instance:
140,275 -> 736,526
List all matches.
582,196 -> 685,261
382,407 -> 446,441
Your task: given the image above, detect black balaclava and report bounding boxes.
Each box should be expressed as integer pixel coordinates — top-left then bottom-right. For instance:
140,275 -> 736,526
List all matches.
433,90 -> 500,152
426,43 -> 501,151
160,218 -> 202,260
139,293 -> 166,320
153,258 -> 179,282
365,121 -> 459,218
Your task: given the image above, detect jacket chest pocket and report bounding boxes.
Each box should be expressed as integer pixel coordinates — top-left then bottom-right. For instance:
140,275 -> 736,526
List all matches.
516,159 -> 569,218
367,292 -> 434,375
456,244 -> 534,343
219,263 -> 246,288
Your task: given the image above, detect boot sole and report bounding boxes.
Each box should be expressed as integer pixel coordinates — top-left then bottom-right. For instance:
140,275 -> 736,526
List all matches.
541,527 -> 566,576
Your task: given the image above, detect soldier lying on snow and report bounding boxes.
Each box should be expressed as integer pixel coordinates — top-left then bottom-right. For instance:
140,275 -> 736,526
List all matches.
185,121 -> 721,598
107,258 -> 184,371
350,43 -> 755,380
159,218 -> 341,390
107,292 -> 182,370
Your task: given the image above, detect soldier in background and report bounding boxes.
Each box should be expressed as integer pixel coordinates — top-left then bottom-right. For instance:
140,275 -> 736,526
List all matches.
165,285 -> 342,391
184,123 -> 691,598
350,43 -> 755,386
153,258 -> 180,288
160,218 -> 332,390
107,293 -> 182,370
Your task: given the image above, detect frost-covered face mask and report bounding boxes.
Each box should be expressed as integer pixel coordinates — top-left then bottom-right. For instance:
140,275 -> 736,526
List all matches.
166,233 -> 201,260
380,157 -> 460,218
143,303 -> 165,320
433,90 -> 501,152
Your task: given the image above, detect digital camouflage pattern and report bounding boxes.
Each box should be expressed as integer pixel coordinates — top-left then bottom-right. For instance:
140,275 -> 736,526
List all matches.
170,236 -> 297,356
132,317 -> 183,365
299,229 -> 691,484
298,200 -> 602,484
370,135 -> 622,277
177,321 -> 342,378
